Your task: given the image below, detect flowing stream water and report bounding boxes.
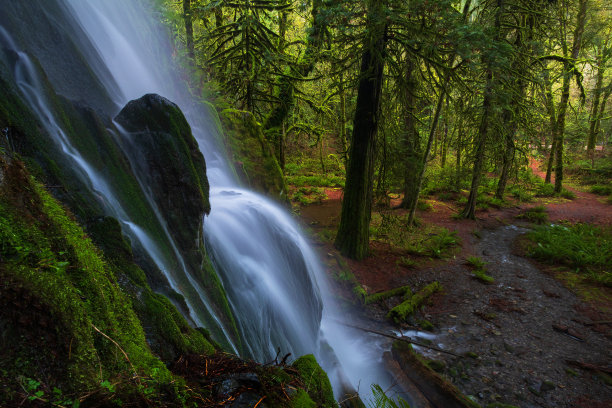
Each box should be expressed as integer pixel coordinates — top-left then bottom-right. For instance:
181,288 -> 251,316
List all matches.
1,0 -> 405,403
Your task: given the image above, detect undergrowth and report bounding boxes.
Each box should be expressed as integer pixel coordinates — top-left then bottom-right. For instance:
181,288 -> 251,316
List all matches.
516,205 -> 548,224
369,211 -> 459,258
527,223 -> 612,286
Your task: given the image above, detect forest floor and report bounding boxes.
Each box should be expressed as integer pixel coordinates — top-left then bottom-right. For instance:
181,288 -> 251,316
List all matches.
296,165 -> 612,408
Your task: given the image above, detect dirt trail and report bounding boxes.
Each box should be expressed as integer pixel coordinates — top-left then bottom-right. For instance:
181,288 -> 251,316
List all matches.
298,169 -> 612,407
407,225 -> 612,408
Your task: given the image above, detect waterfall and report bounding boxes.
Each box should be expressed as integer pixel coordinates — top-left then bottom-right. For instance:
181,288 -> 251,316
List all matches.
1,0 -> 407,403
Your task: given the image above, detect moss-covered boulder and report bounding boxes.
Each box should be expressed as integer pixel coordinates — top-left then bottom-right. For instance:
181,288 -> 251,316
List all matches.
220,108 -> 286,199
292,354 -> 336,407
115,94 -> 210,256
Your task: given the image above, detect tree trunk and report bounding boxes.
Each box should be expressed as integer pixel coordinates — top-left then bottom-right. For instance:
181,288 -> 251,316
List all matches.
263,0 -> 325,163
339,72 -> 349,167
543,67 -> 557,183
461,70 -> 493,219
404,0 -> 472,225
407,89 -> 444,225
587,57 -> 605,157
455,117 -> 463,190
554,0 -> 588,193
334,0 -> 386,260
495,126 -> 515,199
399,57 -> 421,210
183,0 -> 195,61
461,0 -> 502,219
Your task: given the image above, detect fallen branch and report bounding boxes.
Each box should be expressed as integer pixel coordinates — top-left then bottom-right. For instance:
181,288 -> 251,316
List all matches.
333,320 -> 460,357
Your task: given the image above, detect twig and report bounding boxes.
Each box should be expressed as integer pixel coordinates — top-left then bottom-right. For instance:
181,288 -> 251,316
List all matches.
253,396 -> 266,407
333,320 -> 461,357
91,324 -> 140,382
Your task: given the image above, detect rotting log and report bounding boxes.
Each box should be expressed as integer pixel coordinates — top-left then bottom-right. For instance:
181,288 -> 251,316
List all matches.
387,282 -> 441,324
365,285 -> 412,305
391,342 -> 481,408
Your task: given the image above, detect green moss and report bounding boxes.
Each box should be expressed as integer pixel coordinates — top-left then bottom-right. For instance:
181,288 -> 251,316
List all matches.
0,160 -> 169,395
290,389 -> 317,407
365,285 -> 412,305
418,319 -> 434,331
292,355 -> 336,408
387,282 -> 441,324
220,109 -> 286,199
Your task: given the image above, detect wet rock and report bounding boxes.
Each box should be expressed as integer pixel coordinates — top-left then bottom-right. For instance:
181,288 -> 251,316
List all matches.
115,94 -> 210,256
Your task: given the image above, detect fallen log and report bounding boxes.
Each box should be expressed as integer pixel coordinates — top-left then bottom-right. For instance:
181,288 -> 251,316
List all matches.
391,342 -> 480,408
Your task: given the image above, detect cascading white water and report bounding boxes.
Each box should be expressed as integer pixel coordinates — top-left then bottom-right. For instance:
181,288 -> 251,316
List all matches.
0,23 -> 239,354
3,0 -> 410,403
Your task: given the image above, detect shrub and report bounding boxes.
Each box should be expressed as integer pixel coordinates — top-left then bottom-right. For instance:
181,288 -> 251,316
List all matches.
590,185 -> 612,196
517,205 -> 548,224
527,224 -> 612,286
535,182 -> 555,197
559,189 -> 576,200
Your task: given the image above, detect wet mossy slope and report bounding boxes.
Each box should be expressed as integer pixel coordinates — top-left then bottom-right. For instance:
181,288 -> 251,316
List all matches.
0,156 -> 335,406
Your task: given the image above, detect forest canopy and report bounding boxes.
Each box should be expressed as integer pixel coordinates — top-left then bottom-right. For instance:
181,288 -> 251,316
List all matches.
161,0 -> 611,259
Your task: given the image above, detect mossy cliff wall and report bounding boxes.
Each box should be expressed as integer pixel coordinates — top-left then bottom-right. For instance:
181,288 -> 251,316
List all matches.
220,108 -> 287,200
0,156 -> 336,406
0,39 -> 239,348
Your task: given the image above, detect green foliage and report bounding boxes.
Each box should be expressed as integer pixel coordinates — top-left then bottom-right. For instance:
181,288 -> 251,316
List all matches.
370,384 -> 411,408
365,286 -> 412,305
535,182 -> 556,197
517,205 -> 548,224
292,355 -> 336,408
590,185 -> 612,195
204,0 -> 290,113
466,256 -> 486,270
369,212 -> 459,258
559,189 -> 576,200
527,224 -> 612,286
508,186 -> 534,203
387,282 -> 441,324
291,186 -> 327,205
417,199 -> 433,211
466,256 -> 493,284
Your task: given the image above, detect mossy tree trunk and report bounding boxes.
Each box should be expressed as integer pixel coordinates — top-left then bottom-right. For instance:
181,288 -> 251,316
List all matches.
183,0 -> 195,62
334,0 -> 386,260
554,0 -> 588,193
263,0 -> 326,164
461,0 -> 503,219
587,41 -> 609,165
543,67 -> 557,184
405,0 -> 472,225
399,56 -> 421,211
496,13 -> 532,200
495,114 -> 516,199
461,69 -> 492,219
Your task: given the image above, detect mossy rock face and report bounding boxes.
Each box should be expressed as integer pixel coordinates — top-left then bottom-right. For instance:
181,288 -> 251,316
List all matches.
220,109 -> 286,199
292,354 -> 336,408
0,157 -> 170,398
87,215 -> 216,363
115,94 -> 210,255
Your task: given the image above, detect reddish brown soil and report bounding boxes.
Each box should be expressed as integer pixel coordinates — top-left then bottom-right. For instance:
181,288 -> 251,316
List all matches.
297,166 -> 612,408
